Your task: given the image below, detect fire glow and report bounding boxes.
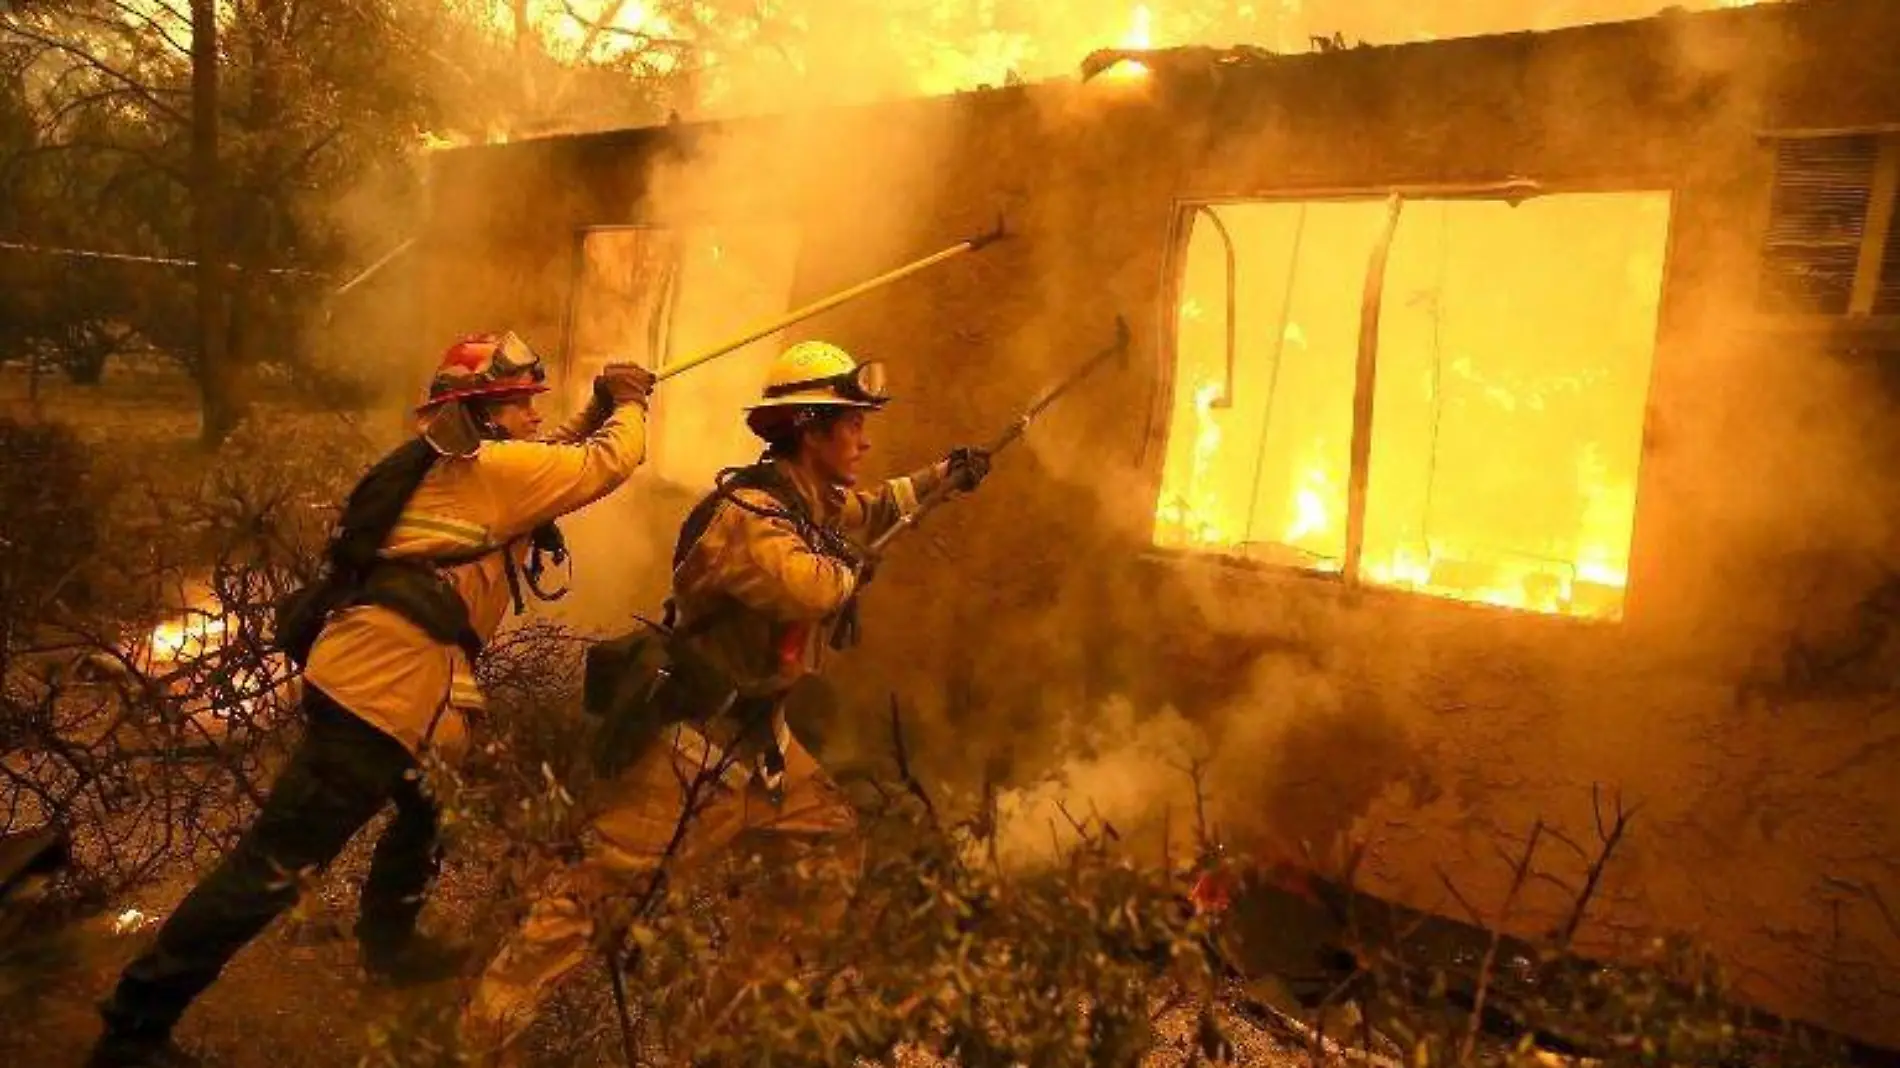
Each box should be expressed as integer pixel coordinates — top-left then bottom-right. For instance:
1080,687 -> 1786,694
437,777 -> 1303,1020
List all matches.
1154,194 -> 1669,620
148,612 -> 228,666
135,594 -> 283,727
1100,5 -> 1157,80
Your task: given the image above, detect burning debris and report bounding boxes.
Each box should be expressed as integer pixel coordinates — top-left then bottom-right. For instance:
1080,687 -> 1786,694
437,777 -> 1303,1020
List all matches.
121,588 -> 291,731
144,608 -> 230,669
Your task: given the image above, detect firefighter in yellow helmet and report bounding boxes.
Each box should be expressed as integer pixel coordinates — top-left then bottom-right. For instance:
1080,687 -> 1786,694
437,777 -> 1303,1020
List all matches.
91,334 -> 655,1068
458,340 -> 990,1059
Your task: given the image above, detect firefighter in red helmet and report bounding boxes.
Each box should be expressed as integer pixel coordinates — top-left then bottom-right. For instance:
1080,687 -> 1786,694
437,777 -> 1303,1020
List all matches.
89,334 -> 654,1068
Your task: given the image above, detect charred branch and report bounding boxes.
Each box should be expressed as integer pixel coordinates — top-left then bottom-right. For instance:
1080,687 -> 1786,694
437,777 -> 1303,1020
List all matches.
887,694 -> 938,827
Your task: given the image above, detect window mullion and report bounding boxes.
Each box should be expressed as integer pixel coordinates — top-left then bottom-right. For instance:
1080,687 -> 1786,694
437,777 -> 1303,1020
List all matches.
1342,195 -> 1405,584
1849,138 -> 1900,316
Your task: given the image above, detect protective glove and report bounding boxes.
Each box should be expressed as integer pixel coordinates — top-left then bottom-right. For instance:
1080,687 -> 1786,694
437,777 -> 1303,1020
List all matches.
852,550 -> 880,588
594,362 -> 656,410
944,445 -> 992,492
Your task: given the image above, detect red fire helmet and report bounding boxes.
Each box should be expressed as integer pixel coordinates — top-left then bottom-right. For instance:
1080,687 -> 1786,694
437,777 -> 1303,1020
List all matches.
417,331 -> 549,412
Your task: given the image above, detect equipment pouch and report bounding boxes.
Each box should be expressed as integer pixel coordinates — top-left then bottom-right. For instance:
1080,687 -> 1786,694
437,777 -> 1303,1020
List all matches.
273,576 -> 351,669
584,624 -> 742,779
354,563 -> 484,662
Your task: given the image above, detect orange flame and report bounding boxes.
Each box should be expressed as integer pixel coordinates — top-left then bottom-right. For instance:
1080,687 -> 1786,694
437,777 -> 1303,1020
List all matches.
1153,379 -> 1229,547
1099,5 -> 1156,81
148,612 -> 228,665
138,596 -> 283,727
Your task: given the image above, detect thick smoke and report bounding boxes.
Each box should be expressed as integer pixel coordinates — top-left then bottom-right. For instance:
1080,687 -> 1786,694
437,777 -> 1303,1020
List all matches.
321,0 -> 1900,1039
967,4 -> 1900,1047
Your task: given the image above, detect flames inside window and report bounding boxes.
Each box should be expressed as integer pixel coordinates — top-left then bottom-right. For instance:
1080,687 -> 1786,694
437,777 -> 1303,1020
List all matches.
570,224 -> 801,488
1153,194 -> 1670,620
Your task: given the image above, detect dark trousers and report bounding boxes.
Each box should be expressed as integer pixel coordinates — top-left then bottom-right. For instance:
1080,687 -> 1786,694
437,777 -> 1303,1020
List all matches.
100,686 -> 441,1038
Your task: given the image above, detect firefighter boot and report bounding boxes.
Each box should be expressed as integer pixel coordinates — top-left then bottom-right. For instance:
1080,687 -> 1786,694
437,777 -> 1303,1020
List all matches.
85,1028 -> 202,1068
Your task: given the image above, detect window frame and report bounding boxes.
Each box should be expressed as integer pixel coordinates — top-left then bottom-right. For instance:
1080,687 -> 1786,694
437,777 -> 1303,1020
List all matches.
1753,126 -> 1900,329
556,222 -> 681,393
555,223 -> 687,477
1145,182 -> 1681,624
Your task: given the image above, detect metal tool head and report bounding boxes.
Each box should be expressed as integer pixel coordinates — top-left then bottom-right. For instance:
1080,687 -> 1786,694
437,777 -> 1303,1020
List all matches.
967,213 -> 1009,251
1110,314 -> 1132,362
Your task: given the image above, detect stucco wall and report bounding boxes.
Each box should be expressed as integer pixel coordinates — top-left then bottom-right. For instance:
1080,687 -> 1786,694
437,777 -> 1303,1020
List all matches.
421,0 -> 1900,1047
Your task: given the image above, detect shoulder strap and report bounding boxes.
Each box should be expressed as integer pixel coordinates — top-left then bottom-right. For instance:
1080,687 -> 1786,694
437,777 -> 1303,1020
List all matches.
663,462 -> 808,632
670,462 -> 805,572
330,438 -> 441,575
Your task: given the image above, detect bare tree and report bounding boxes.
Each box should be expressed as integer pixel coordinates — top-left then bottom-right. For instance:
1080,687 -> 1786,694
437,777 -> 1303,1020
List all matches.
190,0 -> 235,444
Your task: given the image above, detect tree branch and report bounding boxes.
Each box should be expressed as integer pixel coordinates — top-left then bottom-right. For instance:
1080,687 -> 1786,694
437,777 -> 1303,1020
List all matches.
1556,786 -> 1636,950
43,85 -> 152,132
5,138 -> 188,187
887,694 -> 937,826
99,0 -> 194,59
1459,820 -> 1543,1065
140,0 -> 193,24
0,22 -> 189,125
253,123 -> 341,193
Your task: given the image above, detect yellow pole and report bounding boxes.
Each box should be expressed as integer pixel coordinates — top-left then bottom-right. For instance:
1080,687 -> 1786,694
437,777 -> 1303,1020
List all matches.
655,217 -> 1005,382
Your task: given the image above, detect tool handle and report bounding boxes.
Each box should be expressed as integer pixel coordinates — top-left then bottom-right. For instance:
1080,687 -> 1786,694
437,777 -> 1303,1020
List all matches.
865,416 -> 1027,556
863,318 -> 1126,558
656,218 -> 1007,383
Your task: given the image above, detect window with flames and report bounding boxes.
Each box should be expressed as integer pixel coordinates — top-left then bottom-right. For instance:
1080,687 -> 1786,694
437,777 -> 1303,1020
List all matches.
1152,193 -> 1673,621
566,224 -> 802,489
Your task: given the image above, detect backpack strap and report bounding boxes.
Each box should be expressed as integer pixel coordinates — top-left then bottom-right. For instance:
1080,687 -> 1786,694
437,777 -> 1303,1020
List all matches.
353,562 -> 486,663
660,461 -> 870,674
524,523 -> 570,603
320,437 -> 551,661
669,462 -> 802,571
662,462 -> 819,633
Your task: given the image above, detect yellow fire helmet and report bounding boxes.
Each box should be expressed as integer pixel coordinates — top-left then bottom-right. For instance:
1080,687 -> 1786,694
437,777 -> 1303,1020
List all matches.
746,341 -> 890,413
744,341 -> 891,443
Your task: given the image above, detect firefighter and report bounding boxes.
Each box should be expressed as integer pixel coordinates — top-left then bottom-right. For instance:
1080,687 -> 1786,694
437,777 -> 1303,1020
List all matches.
458,339 -> 990,1060
89,334 -> 655,1068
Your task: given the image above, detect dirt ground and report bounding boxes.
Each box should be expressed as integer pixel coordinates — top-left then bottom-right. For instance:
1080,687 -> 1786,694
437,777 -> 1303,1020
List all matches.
0,839 -> 1311,1068
0,841 -> 466,1068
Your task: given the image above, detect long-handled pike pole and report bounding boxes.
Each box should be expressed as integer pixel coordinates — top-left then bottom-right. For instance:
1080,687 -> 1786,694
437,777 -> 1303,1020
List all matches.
655,216 -> 1007,383
867,315 -> 1132,557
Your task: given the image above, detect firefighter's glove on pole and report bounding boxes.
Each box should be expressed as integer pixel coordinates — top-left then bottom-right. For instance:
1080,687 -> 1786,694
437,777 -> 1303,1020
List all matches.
594,362 -> 656,410
943,446 -> 992,493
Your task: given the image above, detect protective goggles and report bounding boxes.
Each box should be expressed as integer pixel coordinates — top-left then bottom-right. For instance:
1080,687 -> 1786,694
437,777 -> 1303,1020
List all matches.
762,360 -> 889,404
488,331 -> 547,384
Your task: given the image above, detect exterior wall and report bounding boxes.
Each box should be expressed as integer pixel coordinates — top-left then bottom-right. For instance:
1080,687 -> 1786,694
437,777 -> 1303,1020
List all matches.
422,0 -> 1900,1047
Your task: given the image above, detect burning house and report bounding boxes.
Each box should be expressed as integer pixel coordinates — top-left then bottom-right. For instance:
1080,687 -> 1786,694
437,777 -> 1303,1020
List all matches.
420,0 -> 1900,1051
